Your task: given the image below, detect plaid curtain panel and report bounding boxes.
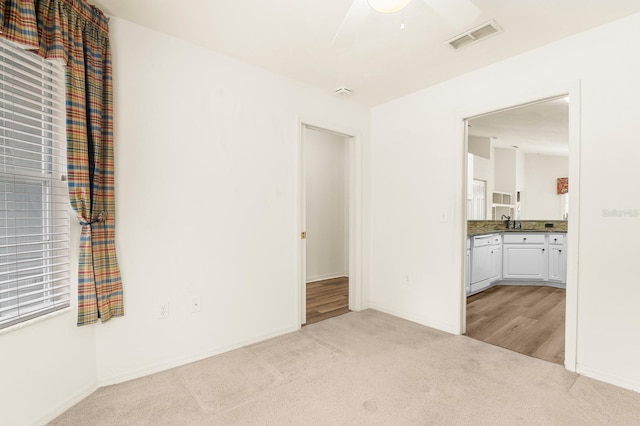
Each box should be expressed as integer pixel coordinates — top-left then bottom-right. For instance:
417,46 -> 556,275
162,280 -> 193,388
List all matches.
0,0 -> 123,326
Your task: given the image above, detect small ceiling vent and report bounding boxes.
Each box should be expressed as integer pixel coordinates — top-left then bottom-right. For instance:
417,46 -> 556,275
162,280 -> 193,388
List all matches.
445,20 -> 502,50
335,86 -> 353,96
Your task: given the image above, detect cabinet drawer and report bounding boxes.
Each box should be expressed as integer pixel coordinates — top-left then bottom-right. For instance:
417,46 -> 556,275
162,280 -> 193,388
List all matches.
549,234 -> 564,245
503,233 -> 546,244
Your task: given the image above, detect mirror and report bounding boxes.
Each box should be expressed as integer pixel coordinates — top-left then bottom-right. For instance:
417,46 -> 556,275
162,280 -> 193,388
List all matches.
466,97 -> 569,221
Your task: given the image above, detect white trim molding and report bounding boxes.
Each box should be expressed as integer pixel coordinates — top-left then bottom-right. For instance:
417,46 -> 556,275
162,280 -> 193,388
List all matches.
455,80 -> 582,372
296,116 -> 365,325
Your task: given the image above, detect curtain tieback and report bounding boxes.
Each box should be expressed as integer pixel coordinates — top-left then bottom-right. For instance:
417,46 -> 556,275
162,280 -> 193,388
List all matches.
80,210 -> 107,226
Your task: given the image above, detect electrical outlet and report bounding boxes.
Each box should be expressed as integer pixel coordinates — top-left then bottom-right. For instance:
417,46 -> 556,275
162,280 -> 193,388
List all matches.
159,302 -> 169,319
192,296 -> 201,313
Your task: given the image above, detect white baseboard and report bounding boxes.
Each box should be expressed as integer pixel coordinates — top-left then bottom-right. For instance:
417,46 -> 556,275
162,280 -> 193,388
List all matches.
37,382 -> 97,426
97,324 -> 299,387
496,281 -> 566,289
576,363 -> 640,393
369,304 -> 459,335
306,273 -> 348,283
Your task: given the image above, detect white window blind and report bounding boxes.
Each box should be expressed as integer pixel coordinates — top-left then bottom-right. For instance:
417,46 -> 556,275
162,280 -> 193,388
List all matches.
0,38 -> 69,330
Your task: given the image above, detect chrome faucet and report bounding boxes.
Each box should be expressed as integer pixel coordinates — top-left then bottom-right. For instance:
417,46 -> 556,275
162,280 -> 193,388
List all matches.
502,215 -> 511,229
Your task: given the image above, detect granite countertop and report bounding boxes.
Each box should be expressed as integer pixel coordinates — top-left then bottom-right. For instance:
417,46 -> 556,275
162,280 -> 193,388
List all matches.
468,220 -> 567,237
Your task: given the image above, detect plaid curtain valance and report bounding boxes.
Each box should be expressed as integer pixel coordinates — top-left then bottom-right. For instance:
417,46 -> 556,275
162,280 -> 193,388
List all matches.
0,0 -> 124,326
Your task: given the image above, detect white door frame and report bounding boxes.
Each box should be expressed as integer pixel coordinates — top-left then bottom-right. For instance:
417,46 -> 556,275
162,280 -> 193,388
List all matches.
297,118 -> 363,326
456,82 -> 581,372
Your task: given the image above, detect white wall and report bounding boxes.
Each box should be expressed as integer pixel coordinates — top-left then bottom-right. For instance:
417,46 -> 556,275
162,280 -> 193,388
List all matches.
473,155 -> 492,182
515,149 -> 526,219
304,128 -> 348,282
1,221 -> 97,425
370,12 -> 640,391
493,147 -> 517,197
93,18 -> 370,384
468,135 -> 491,159
470,153 -> 492,220
515,149 -> 526,194
9,10 -> 640,424
469,137 -> 492,215
523,154 -> 568,220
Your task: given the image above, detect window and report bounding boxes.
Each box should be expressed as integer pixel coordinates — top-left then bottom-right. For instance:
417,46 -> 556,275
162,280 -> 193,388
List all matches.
0,38 -> 69,330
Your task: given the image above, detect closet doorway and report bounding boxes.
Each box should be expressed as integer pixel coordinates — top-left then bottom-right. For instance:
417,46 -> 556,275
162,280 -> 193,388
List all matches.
300,125 -> 351,325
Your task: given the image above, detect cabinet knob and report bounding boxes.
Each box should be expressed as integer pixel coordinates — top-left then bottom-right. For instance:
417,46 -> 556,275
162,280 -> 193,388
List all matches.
554,238 -> 557,242
523,237 -> 527,241
559,250 -> 562,253
542,248 -> 545,252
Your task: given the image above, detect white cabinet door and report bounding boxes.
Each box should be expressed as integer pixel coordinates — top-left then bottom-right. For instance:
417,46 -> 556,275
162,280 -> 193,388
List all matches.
490,247 -> 502,282
466,248 -> 471,295
503,244 -> 546,280
548,245 -> 566,283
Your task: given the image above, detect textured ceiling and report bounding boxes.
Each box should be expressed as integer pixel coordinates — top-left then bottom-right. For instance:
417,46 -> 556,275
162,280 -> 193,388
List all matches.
91,0 -> 640,106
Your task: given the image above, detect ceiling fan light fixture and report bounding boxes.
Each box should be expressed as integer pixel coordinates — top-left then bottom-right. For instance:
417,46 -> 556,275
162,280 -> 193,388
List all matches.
367,0 -> 412,14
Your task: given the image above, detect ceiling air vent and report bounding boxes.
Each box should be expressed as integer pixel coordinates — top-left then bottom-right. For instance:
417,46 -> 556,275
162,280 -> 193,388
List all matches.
445,20 -> 502,50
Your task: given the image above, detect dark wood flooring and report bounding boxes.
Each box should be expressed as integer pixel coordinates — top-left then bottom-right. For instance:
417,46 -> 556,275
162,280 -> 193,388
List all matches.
305,277 -> 349,325
465,285 -> 565,364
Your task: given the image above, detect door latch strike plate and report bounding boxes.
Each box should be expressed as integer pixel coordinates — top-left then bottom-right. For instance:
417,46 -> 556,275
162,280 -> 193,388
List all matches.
301,232 -> 306,239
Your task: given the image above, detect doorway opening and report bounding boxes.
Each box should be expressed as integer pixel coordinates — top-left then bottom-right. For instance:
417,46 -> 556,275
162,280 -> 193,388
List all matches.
300,124 -> 356,325
306,277 -> 349,325
463,95 -> 571,365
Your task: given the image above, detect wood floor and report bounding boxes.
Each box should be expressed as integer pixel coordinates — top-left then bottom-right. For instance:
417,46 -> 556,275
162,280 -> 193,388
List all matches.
305,277 -> 349,325
465,285 -> 565,364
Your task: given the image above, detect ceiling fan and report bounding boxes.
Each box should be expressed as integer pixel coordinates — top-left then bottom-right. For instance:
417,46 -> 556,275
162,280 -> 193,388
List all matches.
332,0 -> 482,47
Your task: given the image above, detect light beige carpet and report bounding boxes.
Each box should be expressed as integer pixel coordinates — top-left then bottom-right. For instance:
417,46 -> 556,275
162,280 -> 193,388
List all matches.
52,310 -> 640,425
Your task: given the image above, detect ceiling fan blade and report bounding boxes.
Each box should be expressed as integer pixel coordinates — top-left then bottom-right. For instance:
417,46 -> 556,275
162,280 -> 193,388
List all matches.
423,0 -> 481,29
332,0 -> 371,48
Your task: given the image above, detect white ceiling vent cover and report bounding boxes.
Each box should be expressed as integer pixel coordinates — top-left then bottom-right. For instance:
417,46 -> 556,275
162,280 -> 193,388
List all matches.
445,20 -> 502,50
335,86 -> 353,96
